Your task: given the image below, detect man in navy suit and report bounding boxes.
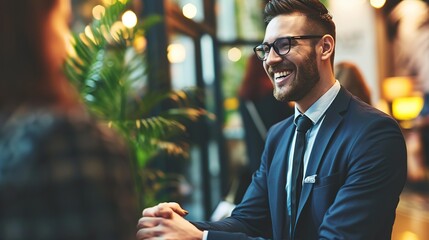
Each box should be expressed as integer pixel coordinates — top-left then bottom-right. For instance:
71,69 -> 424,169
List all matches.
136,0 -> 407,239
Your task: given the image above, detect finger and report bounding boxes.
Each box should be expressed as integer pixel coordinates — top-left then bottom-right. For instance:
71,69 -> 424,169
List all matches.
142,202 -> 188,218
155,205 -> 174,218
142,206 -> 157,217
142,204 -> 167,217
136,217 -> 163,229
136,225 -> 163,240
157,202 -> 188,217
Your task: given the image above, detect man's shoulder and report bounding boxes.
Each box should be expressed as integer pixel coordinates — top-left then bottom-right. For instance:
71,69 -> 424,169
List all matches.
348,98 -> 397,124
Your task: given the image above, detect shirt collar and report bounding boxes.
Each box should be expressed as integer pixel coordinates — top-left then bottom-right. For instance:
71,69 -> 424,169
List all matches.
294,80 -> 341,125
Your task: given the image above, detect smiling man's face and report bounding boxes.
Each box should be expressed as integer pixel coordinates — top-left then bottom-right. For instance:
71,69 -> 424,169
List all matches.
262,14 -> 321,103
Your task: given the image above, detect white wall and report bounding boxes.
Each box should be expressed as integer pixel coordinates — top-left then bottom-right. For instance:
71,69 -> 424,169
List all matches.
329,0 -> 380,102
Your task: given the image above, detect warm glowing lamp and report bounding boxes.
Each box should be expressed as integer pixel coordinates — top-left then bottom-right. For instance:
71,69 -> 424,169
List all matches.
391,96 -> 424,121
382,76 -> 414,102
400,231 -> 419,240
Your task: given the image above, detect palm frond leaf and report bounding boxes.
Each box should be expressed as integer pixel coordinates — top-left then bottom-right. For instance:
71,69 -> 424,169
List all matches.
65,0 -> 212,207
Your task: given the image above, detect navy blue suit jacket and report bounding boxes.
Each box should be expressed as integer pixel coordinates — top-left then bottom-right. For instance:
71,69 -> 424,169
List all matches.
193,87 -> 407,240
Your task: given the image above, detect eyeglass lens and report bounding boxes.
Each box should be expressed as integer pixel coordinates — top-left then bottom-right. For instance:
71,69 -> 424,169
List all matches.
254,37 -> 291,60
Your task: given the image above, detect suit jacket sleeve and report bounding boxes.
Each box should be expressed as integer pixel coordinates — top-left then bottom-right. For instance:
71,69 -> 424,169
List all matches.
190,126 -> 284,240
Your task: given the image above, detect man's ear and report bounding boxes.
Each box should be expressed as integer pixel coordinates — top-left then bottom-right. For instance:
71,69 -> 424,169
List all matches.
320,35 -> 334,60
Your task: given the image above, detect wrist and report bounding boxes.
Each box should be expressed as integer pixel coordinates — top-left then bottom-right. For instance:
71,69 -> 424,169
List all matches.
193,229 -> 204,240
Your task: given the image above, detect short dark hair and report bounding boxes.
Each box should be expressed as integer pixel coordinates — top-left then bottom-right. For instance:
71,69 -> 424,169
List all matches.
265,0 -> 335,38
264,0 -> 336,64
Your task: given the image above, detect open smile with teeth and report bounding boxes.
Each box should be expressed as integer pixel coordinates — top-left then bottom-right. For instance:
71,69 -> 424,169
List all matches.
274,70 -> 292,83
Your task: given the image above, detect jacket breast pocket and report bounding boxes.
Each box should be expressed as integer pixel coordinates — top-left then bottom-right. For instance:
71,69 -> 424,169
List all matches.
311,173 -> 341,223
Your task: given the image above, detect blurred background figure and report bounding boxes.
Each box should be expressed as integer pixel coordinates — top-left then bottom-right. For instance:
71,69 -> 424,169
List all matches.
335,61 -> 372,105
235,54 -> 294,203
0,0 -> 138,239
410,18 -> 429,191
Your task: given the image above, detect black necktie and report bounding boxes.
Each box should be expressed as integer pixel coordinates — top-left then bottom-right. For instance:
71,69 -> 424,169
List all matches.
290,114 -> 313,234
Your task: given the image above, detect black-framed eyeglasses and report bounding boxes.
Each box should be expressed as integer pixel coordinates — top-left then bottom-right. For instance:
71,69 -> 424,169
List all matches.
253,35 -> 323,61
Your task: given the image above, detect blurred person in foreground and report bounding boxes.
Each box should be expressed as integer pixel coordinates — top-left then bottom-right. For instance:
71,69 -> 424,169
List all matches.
136,0 -> 407,239
335,61 -> 372,105
0,0 -> 138,239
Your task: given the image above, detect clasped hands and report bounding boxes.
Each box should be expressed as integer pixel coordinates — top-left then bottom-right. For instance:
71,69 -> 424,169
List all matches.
136,202 -> 204,240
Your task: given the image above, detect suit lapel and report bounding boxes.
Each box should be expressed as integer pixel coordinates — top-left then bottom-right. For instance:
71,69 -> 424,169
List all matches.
268,119 -> 294,239
296,88 -> 351,222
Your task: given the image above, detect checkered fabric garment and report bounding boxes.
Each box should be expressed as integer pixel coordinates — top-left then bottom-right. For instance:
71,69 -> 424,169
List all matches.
0,110 -> 138,240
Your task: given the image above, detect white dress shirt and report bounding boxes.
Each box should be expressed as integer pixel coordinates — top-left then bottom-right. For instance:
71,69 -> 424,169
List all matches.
286,81 -> 340,216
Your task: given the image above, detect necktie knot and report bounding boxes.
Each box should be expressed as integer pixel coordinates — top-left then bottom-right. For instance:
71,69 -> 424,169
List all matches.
295,115 -> 313,133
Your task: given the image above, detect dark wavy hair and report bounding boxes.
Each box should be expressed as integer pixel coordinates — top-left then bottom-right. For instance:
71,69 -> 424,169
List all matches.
0,0 -> 78,110
264,0 -> 336,65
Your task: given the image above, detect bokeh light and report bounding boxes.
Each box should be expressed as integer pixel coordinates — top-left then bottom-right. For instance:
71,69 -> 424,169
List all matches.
228,47 -> 242,62
182,3 -> 197,19
92,5 -> 105,20
370,0 -> 386,9
122,10 -> 138,28
167,43 -> 186,63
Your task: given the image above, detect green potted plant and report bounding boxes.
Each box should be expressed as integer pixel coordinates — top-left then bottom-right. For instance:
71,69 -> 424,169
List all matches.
64,0 -> 212,208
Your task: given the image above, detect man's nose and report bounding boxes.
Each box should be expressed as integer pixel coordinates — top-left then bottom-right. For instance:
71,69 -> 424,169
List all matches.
265,48 -> 282,66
